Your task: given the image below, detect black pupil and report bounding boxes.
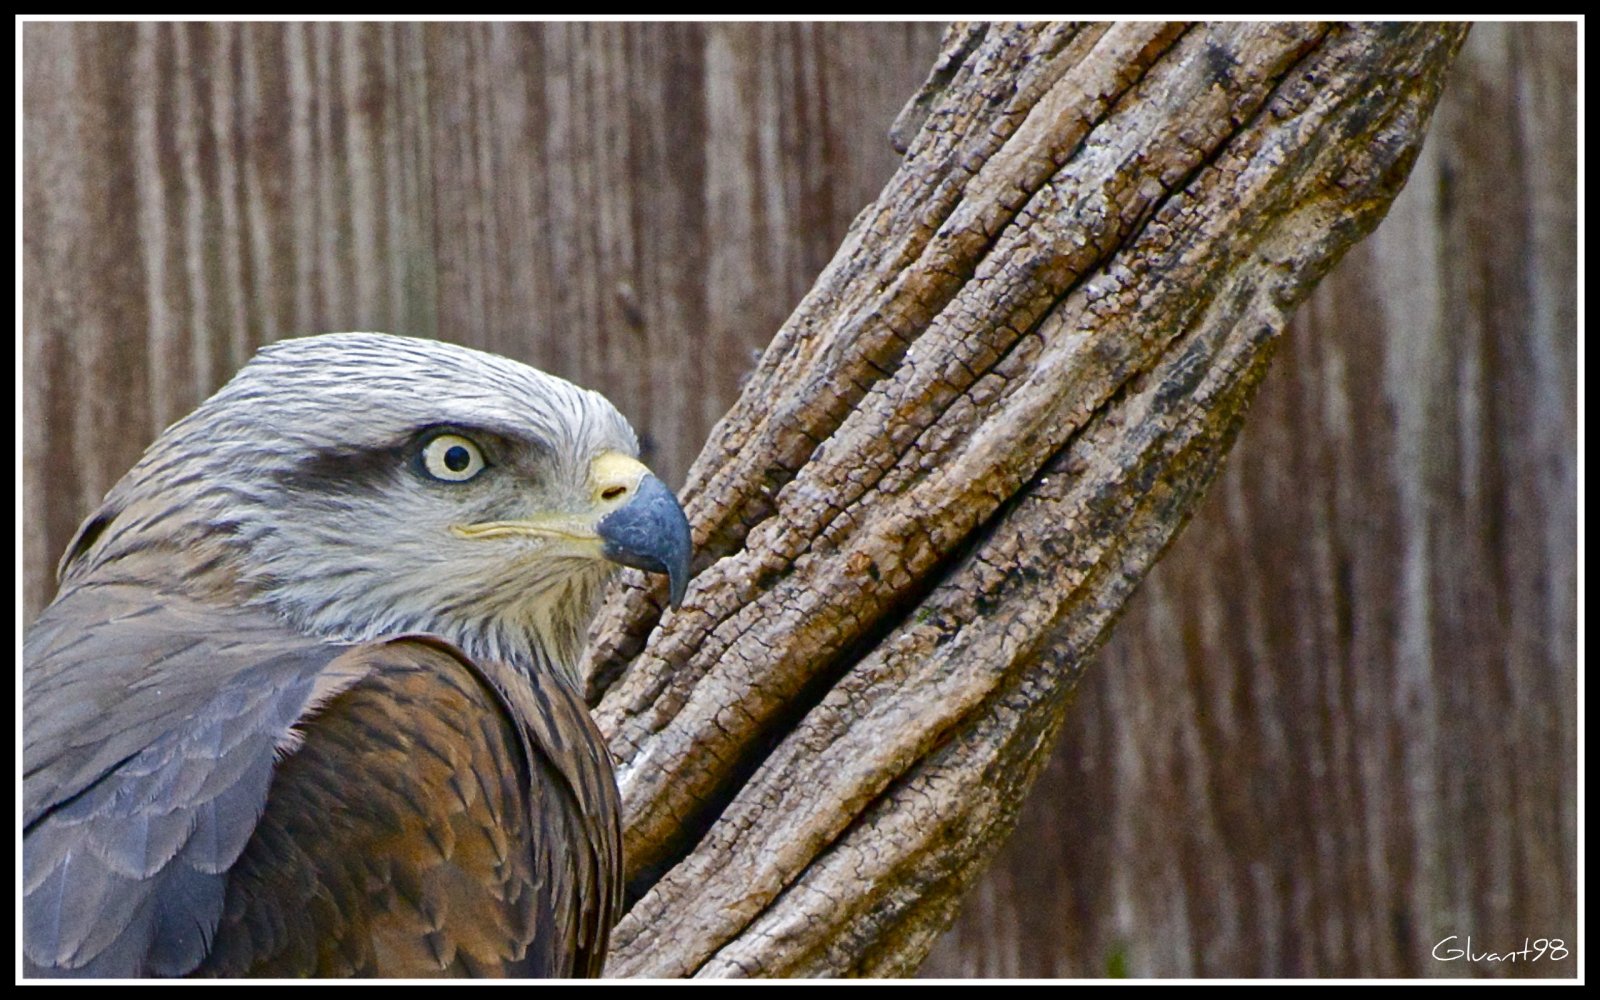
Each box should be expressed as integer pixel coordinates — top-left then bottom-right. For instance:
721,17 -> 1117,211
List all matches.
443,444 -> 472,472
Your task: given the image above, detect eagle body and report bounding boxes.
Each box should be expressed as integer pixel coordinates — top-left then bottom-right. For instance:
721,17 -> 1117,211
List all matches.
22,334 -> 690,978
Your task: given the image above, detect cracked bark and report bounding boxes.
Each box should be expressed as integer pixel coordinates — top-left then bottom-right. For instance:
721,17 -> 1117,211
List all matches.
584,23 -> 1469,977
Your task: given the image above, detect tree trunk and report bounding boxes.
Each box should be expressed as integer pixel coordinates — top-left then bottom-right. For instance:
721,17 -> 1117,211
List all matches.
925,22 -> 1578,977
585,23 -> 1469,976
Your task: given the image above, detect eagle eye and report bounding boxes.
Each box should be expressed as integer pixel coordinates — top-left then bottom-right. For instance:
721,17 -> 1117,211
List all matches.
420,433 -> 487,483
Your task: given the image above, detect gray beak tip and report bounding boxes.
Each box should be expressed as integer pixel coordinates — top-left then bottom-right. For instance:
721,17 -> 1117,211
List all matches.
597,473 -> 692,609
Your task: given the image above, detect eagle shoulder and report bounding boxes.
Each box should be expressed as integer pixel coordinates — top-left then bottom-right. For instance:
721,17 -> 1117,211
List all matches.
24,582 -> 620,978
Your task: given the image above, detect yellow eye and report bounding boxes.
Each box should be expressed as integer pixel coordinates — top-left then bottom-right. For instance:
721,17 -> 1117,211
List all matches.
421,434 -> 486,482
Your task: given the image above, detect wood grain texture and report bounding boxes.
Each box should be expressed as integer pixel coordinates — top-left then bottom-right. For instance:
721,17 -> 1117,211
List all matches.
22,21 -> 1574,979
920,22 -> 1578,979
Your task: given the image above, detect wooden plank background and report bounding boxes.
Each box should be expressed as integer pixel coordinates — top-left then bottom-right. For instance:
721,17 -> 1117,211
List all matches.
21,22 -> 1576,978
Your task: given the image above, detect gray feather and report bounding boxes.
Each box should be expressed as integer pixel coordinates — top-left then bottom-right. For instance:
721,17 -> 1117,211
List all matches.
24,580 -> 357,976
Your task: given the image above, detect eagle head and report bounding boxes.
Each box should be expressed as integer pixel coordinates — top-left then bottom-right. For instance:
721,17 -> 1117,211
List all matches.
58,332 -> 691,684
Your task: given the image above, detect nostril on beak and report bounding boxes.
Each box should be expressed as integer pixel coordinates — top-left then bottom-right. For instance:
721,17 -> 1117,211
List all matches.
600,485 -> 627,502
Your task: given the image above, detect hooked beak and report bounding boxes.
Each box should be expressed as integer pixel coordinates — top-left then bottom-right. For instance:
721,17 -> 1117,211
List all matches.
596,472 -> 692,607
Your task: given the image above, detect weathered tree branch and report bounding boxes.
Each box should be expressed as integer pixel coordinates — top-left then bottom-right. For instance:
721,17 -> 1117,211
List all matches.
584,22 -> 1468,976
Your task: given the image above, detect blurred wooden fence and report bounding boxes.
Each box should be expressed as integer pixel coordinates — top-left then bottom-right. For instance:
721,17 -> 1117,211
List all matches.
22,22 -> 1575,978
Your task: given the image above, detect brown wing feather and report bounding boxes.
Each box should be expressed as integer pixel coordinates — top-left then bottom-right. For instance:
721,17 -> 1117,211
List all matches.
25,578 -> 621,978
197,637 -> 619,978
474,650 -> 624,978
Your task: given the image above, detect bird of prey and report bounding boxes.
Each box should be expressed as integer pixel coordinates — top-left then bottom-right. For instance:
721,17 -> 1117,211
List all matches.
22,333 -> 691,978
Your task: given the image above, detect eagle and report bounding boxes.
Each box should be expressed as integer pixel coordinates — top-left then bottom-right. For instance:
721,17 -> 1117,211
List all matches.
22,333 -> 690,978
